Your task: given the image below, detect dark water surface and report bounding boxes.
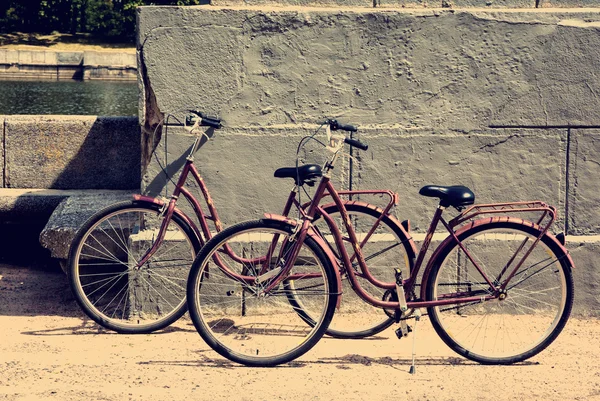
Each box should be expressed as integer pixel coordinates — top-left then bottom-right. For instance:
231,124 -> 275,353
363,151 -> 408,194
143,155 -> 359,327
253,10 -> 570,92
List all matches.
0,80 -> 138,116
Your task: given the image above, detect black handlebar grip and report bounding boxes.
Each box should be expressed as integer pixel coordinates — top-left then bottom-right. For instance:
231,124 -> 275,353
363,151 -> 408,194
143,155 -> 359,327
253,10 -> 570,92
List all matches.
201,117 -> 222,129
338,123 -> 358,132
344,137 -> 368,151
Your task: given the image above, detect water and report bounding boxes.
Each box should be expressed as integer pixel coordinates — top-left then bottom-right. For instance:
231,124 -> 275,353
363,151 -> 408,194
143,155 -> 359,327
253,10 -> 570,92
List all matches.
0,80 -> 138,116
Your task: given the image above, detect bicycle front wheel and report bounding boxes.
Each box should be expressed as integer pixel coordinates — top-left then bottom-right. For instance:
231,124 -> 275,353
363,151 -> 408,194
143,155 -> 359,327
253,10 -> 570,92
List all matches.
187,219 -> 338,367
68,201 -> 201,334
426,221 -> 574,364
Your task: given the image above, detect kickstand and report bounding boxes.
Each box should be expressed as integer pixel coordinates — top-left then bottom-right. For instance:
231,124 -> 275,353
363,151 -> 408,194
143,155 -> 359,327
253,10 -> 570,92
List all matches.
409,309 -> 422,375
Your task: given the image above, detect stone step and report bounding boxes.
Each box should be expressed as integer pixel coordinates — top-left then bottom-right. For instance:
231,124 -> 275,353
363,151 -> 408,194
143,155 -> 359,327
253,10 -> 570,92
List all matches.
32,190 -> 135,262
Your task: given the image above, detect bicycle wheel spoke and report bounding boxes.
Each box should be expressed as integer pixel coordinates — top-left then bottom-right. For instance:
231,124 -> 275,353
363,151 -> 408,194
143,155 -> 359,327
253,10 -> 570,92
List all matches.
188,221 -> 337,366
428,223 -> 572,364
71,204 -> 198,333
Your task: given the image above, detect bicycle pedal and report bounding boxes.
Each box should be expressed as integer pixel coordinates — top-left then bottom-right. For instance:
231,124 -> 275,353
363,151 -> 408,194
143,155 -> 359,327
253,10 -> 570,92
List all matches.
394,325 -> 412,339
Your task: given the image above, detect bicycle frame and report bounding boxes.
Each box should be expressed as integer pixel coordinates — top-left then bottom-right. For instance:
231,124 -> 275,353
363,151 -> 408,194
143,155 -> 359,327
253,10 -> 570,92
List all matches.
245,122 -> 567,312
284,175 -> 565,312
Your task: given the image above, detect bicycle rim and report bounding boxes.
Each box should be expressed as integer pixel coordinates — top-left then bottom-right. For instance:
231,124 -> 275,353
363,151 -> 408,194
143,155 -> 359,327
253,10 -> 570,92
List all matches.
70,204 -> 198,333
188,220 -> 336,366
299,205 -> 414,338
427,223 -> 573,363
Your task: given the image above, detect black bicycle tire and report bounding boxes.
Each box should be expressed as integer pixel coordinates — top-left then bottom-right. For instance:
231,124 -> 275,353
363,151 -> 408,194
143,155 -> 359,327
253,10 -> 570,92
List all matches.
425,220 -> 574,364
187,219 -> 338,367
67,200 -> 202,334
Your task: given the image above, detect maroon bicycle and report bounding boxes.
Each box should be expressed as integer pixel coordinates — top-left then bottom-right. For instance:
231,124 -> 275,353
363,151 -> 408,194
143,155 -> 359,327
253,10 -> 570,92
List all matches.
66,112 -> 409,336
186,120 -> 575,367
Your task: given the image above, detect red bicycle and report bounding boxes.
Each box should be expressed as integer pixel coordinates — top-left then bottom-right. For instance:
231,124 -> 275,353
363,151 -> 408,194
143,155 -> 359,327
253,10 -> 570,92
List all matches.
67,112 -> 410,336
186,120 -> 575,367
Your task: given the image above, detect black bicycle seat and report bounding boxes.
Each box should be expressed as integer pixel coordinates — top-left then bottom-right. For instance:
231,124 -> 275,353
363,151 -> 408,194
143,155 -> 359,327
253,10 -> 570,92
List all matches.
274,164 -> 323,186
419,185 -> 475,208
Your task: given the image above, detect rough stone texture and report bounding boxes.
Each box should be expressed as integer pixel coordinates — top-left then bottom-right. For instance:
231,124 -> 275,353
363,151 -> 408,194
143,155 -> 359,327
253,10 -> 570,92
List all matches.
4,116 -> 141,190
204,0 -> 548,7
539,0 -> 600,6
567,240 -> 600,317
567,129 -> 600,235
450,0 -> 535,6
356,128 -> 567,232
39,192 -> 136,261
0,50 -> 136,80
144,126 -> 347,227
0,189 -> 94,222
83,51 -> 136,68
0,116 -> 4,187
138,7 -> 600,131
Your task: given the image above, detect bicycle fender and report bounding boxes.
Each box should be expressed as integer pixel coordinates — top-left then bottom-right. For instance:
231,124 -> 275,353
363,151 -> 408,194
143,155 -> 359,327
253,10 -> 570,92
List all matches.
262,213 -> 343,309
419,216 -> 575,301
132,194 -> 203,245
320,200 -> 418,257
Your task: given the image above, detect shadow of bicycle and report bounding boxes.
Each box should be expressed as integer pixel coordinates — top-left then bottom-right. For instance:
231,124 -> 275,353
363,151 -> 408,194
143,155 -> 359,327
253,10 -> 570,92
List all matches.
136,352 -> 539,370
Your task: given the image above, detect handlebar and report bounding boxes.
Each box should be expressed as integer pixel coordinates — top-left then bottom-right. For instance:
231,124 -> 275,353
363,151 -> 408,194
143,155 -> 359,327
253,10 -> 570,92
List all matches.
186,110 -> 222,129
327,119 -> 357,133
344,137 -> 368,151
325,119 -> 368,151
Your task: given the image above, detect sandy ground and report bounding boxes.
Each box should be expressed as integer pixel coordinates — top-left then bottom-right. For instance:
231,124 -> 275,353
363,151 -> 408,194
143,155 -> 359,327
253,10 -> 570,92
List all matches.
0,262 -> 599,401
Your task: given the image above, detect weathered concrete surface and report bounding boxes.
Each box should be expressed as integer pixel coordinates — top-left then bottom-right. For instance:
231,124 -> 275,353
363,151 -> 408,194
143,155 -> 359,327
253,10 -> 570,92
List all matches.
0,49 -> 136,80
567,239 -> 600,317
138,6 -> 600,233
138,7 -> 600,131
567,129 -> 600,235
39,192 -> 136,261
4,116 -> 141,190
357,128 -> 567,231
206,0 -> 548,8
0,189 -> 114,222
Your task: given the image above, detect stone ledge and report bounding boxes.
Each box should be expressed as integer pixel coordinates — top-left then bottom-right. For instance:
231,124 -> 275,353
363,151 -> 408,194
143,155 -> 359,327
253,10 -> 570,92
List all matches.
39,191 -> 136,262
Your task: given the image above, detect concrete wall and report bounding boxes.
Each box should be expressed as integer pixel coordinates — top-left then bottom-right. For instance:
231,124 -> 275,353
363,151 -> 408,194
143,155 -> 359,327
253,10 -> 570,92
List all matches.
138,7 -> 600,231
138,6 -> 600,316
1,115 -> 140,190
0,49 -> 136,80
0,116 -> 141,223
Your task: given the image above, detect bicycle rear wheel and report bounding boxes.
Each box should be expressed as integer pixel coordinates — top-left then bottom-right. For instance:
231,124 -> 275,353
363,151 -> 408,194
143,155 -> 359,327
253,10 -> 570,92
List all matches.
187,219 -> 338,367
68,200 -> 201,333
426,221 -> 574,364
290,203 -> 415,338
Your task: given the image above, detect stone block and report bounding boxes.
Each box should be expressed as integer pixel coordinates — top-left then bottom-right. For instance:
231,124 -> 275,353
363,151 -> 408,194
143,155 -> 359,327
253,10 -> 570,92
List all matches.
567,129 -> 600,235
56,51 -> 83,65
84,51 -> 137,68
138,7 -> 600,131
354,128 -> 567,232
4,116 -> 141,190
5,50 -> 19,64
143,126 -> 348,227
539,0 -> 600,6
0,49 -> 7,64
31,51 -> 46,64
567,239 -> 600,317
39,191 -> 136,261
18,50 -> 32,64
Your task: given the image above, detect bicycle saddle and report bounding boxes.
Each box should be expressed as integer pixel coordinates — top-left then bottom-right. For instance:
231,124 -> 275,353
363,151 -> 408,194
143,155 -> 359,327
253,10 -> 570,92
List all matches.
419,185 -> 475,208
274,164 -> 323,186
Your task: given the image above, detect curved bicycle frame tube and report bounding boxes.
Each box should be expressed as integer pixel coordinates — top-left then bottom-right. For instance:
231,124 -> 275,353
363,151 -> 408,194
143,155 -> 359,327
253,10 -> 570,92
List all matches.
278,172 -> 571,311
